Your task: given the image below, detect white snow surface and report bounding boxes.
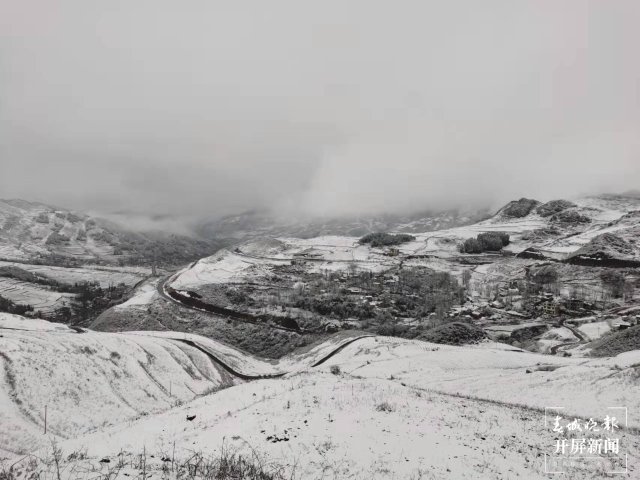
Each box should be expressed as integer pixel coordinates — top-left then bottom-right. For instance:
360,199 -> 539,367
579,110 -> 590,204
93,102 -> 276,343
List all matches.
49,336 -> 640,479
0,317 -> 369,455
114,281 -> 158,310
3,317 -> 640,478
578,321 -> 613,340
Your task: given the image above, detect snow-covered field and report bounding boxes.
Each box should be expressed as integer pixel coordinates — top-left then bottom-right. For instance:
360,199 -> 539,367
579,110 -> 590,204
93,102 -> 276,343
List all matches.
0,278 -> 74,313
0,315 -> 236,455
59,374 -> 584,479
325,337 -> 640,424
114,281 -> 158,310
0,200 -> 101,261
578,320 -> 613,340
0,261 -> 148,288
16,338 -> 640,479
535,326 -> 578,353
170,252 -> 288,288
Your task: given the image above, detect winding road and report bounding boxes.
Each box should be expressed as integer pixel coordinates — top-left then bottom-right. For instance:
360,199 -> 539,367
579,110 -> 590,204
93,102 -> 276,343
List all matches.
149,261 -> 378,379
176,334 -> 375,380
549,319 -> 589,354
155,270 -> 304,334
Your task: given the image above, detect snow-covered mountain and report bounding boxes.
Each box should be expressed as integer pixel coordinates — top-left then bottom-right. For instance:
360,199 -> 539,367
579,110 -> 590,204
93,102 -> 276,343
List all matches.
0,199 -> 217,266
197,207 -> 492,241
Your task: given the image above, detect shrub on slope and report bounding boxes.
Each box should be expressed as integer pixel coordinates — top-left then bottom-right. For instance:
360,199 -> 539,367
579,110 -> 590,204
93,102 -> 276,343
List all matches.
589,325 -> 640,357
567,233 -> 640,267
0,294 -> 33,315
549,209 -> 591,224
358,232 -> 416,247
536,200 -> 576,217
417,321 -> 486,346
499,198 -> 540,218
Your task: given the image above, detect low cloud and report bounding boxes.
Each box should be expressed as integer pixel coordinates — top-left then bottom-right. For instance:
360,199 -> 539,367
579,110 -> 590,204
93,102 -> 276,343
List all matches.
1,1 -> 638,220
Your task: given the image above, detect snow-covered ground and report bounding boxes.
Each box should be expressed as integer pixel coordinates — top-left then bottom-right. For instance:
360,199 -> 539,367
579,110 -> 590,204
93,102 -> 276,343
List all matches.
0,316 -> 369,455
12,336 -> 638,479
170,251 -> 288,288
56,374 -> 580,479
324,337 -> 640,422
130,330 -> 371,377
578,320 -> 612,340
0,312 -> 72,332
114,281 -> 158,310
2,317 -> 640,478
535,326 -> 579,353
0,316 -> 236,455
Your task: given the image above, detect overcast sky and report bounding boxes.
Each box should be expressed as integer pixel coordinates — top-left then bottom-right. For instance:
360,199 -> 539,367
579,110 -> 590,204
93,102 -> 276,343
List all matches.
1,1 -> 639,219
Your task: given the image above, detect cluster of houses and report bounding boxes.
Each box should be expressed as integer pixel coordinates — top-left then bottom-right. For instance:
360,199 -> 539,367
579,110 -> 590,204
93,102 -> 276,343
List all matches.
456,280 -> 639,334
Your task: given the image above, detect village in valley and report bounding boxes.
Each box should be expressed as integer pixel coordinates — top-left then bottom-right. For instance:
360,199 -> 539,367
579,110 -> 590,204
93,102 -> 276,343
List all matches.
149,195 -> 640,360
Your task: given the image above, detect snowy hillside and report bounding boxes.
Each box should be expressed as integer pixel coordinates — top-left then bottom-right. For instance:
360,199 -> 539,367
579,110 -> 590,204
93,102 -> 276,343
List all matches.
0,317 -> 235,455
0,199 -> 215,265
197,207 -> 492,241
174,194 -> 640,288
3,318 -> 639,479
0,315 -> 369,455
158,194 -> 640,307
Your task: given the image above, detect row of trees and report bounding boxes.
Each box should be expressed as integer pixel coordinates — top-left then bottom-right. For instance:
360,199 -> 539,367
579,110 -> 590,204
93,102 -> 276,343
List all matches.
0,281 -> 129,324
526,265 -> 633,301
0,294 -> 34,315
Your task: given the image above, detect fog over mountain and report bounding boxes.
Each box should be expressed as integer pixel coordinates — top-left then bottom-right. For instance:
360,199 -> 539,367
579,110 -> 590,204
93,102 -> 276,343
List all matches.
1,1 -> 639,219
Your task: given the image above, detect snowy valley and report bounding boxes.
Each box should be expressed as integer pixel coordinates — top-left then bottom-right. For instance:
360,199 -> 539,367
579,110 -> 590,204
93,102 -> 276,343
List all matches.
1,193 -> 640,478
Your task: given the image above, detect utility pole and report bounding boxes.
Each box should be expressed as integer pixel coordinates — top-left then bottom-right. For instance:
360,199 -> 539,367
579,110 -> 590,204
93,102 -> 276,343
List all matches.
151,252 -> 158,277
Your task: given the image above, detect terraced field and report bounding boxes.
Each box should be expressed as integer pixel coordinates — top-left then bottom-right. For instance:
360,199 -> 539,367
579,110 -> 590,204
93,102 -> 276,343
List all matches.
0,278 -> 74,313
0,261 -> 148,288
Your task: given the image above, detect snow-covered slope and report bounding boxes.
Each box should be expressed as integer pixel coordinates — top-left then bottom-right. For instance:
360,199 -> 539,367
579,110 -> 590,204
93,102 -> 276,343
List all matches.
0,199 -> 112,261
0,315 -> 235,455
171,194 -> 640,290
0,315 -> 370,455
3,315 -> 640,478
18,336 -> 640,479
